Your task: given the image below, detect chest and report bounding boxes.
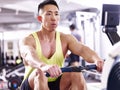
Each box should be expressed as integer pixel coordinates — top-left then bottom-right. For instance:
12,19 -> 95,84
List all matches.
39,40 -> 68,60
40,40 -> 56,59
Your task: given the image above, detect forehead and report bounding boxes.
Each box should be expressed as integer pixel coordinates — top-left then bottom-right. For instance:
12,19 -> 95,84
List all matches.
39,4 -> 59,14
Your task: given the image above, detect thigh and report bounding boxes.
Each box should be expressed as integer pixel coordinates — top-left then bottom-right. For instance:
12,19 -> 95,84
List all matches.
60,72 -> 86,90
29,69 -> 49,90
59,73 -> 71,90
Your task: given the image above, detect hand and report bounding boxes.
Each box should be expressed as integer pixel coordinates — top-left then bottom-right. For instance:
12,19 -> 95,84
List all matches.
47,65 -> 62,77
95,60 -> 104,72
41,64 -> 62,77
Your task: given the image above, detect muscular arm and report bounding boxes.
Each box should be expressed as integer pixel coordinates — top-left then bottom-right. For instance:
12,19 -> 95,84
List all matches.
66,34 -> 102,63
64,34 -> 103,72
19,34 -> 62,76
19,35 -> 46,70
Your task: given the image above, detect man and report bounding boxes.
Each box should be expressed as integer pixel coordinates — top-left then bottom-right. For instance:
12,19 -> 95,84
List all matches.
67,24 -> 82,66
19,0 -> 103,90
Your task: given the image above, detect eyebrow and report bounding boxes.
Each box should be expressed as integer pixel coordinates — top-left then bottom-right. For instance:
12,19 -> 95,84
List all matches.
46,10 -> 59,13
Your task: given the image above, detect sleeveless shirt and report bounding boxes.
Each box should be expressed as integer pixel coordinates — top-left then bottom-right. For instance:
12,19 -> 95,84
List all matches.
24,31 -> 64,82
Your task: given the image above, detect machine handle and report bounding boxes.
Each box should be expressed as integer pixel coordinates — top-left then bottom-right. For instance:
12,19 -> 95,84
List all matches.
46,65 -> 97,77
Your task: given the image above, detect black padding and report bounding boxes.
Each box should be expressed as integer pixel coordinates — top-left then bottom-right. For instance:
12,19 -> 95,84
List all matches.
107,60 -> 120,90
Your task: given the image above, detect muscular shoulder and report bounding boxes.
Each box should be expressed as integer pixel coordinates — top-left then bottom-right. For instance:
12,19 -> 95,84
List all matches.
19,33 -> 36,48
60,32 -> 76,43
59,32 -> 83,53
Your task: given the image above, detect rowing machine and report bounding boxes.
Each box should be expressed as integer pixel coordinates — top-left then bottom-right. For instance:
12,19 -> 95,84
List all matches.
0,63 -> 25,90
101,41 -> 120,90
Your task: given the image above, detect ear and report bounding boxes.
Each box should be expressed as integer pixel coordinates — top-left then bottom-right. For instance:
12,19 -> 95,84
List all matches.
37,16 -> 42,22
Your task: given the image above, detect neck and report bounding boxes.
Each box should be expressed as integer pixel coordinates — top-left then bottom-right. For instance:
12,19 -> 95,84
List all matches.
40,29 -> 56,42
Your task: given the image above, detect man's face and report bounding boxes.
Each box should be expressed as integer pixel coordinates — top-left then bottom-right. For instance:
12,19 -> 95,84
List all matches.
39,4 -> 60,31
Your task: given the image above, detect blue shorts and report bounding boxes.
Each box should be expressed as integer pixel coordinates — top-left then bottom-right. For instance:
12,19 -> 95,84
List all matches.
20,76 -> 61,90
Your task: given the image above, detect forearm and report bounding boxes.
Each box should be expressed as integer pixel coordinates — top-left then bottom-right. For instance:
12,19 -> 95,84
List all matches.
20,46 -> 46,69
80,46 -> 102,63
77,44 -> 104,72
25,53 -> 46,69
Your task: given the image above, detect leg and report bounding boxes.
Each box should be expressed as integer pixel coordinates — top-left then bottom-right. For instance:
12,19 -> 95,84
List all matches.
70,61 -> 79,66
28,69 -> 49,90
70,72 -> 87,90
60,72 -> 87,90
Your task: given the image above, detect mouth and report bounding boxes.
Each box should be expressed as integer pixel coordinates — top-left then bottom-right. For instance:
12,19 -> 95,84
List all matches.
51,23 -> 56,25
51,23 -> 57,27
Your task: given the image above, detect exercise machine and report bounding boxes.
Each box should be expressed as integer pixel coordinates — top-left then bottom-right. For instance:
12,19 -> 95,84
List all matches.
101,4 -> 120,90
102,42 -> 120,90
101,4 -> 120,45
0,63 -> 25,90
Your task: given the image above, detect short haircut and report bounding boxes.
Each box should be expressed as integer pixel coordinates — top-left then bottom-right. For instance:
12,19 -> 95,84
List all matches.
38,0 -> 59,14
69,24 -> 76,30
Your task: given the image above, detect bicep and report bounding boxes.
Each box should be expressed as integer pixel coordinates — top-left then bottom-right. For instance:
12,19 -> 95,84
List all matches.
67,35 -> 99,63
67,35 -> 83,55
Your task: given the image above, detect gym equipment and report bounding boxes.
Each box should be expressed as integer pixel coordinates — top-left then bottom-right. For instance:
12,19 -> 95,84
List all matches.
101,4 -> 120,90
101,4 -> 120,45
101,42 -> 120,90
46,65 -> 97,77
8,75 -> 22,90
0,63 -> 25,90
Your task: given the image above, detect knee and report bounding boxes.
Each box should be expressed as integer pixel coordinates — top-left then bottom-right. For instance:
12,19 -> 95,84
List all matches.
70,72 -> 85,81
70,72 -> 86,85
62,72 -> 83,81
70,72 -> 81,77
35,69 -> 47,81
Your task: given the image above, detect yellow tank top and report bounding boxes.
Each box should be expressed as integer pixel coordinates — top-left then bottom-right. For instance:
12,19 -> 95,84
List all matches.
24,31 -> 64,82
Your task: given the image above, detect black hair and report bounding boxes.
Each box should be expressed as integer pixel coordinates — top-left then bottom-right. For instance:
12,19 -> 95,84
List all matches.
69,24 -> 76,30
38,0 -> 59,14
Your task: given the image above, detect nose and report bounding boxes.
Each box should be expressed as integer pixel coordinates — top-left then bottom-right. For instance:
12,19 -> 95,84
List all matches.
51,14 -> 56,21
